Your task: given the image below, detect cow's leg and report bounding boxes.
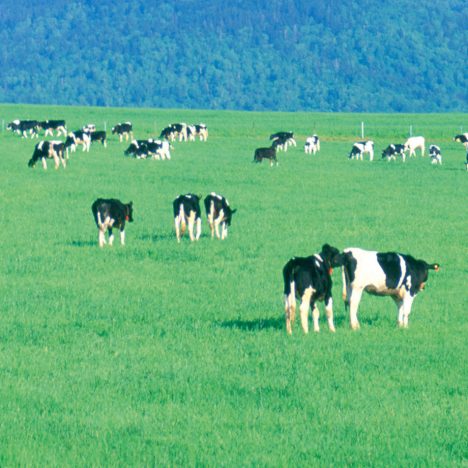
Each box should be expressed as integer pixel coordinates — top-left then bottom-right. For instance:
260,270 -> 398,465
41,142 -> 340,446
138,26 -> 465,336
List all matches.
98,228 -> 106,247
108,228 -> 114,246
214,215 -> 222,239
195,217 -> 201,241
221,222 -> 228,240
41,157 -> 47,170
207,212 -> 214,238
369,150 -> 374,161
349,288 -> 363,330
312,302 -> 320,332
52,153 -> 60,170
392,297 -> 405,327
188,212 -> 195,241
103,139 -> 107,148
175,216 -> 181,243
402,294 -> 415,328
299,287 -> 313,334
120,228 -> 126,246
325,297 -> 336,332
284,282 -> 296,335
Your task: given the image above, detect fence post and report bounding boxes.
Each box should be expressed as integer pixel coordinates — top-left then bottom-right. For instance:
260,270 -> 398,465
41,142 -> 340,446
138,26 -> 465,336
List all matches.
361,121 -> 364,139
460,126 -> 463,134
1,119 -> 4,132
104,121 -> 107,131
409,125 -> 413,137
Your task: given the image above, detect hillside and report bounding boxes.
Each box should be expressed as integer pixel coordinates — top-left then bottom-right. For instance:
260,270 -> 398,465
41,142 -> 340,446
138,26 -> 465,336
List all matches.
0,0 -> 466,112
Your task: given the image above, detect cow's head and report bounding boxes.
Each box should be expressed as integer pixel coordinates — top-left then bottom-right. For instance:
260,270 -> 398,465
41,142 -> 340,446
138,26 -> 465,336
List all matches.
125,202 -> 134,222
320,244 -> 345,268
225,208 -> 237,225
111,126 -> 117,134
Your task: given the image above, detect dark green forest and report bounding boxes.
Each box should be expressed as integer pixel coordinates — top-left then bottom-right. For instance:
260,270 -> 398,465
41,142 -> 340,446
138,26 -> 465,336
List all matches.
0,0 -> 466,112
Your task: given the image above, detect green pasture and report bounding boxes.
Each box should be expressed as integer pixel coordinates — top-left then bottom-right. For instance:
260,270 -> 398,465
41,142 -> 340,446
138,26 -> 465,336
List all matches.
0,104 -> 466,466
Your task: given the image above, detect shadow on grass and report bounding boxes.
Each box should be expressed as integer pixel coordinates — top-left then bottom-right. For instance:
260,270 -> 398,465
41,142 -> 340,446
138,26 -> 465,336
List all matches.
68,240 -> 96,247
216,317 -> 284,331
138,233 -> 174,242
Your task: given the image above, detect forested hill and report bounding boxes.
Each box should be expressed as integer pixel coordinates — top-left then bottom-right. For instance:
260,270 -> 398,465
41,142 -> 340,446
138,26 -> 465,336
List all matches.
0,0 -> 466,112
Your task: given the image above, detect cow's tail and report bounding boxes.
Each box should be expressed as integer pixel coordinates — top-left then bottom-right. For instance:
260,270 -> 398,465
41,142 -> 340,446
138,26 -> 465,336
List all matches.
341,255 -> 352,310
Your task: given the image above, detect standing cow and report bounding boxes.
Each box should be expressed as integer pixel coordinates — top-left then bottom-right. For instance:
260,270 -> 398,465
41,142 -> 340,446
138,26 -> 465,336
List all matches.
28,140 -> 66,170
112,122 -> 133,142
204,193 -> 236,240
429,145 -> 442,165
404,136 -> 425,157
91,198 -> 134,247
304,135 -> 320,154
173,194 -> 202,242
349,141 -> 374,161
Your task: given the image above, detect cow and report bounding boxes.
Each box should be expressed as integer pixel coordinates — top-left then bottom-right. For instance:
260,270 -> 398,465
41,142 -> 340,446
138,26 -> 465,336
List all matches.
147,139 -> 171,160
89,130 -> 107,148
160,126 -> 177,141
65,130 -> 91,155
28,140 -> 66,170
404,136 -> 425,157
83,124 -> 96,133
39,120 -> 67,137
124,140 -> 149,158
169,123 -> 188,142
194,123 -> 208,141
112,122 -> 133,142
91,198 -> 133,247
270,131 -> 296,151
283,244 -> 345,335
254,147 -> 278,166
454,133 -> 468,147
304,135 -> 320,154
381,144 -> 406,162
429,144 -> 442,165
7,119 -> 39,138
203,193 -> 236,240
341,247 -> 439,330
349,140 -> 374,160
173,194 -> 202,242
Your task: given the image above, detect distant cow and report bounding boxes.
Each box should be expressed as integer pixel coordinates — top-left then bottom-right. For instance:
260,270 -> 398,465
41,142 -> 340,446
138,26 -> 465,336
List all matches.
283,244 -> 344,334
89,130 -> 107,148
404,136 -> 425,157
83,124 -> 96,133
7,119 -> 39,138
270,131 -> 296,151
204,193 -> 236,240
112,122 -> 133,142
429,145 -> 442,165
173,194 -> 202,242
349,140 -> 374,161
160,126 -> 177,141
28,140 -> 66,170
304,135 -> 320,154
254,147 -> 278,166
454,133 -> 468,147
341,247 -> 439,329
169,123 -> 188,142
65,130 -> 91,155
194,123 -> 208,141
91,198 -> 133,247
39,120 -> 67,137
381,144 -> 406,162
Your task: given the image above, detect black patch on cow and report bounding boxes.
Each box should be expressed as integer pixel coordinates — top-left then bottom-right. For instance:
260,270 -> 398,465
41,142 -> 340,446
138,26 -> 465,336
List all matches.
376,252 -> 402,289
342,251 -> 358,284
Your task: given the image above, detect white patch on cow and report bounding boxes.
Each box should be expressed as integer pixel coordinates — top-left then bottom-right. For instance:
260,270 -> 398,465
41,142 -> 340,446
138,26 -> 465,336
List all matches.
300,286 -> 314,334
406,275 -> 412,291
396,255 -> 407,289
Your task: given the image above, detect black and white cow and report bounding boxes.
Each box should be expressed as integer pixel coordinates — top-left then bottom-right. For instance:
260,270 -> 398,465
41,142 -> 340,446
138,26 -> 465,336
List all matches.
429,144 -> 442,165
169,123 -> 188,142
7,120 -> 40,138
173,194 -> 202,242
254,147 -> 278,166
39,120 -> 67,137
270,131 -> 296,151
28,140 -> 66,170
341,247 -> 439,329
283,244 -> 344,334
65,130 -> 91,155
83,124 -> 96,133
304,135 -> 320,154
203,193 -> 236,240
349,140 -> 374,161
453,133 -> 468,147
91,198 -> 133,247
89,130 -> 107,148
404,136 -> 425,157
194,123 -> 208,141
381,144 -> 406,162
147,139 -> 171,160
112,122 -> 133,142
160,126 -> 177,141
124,140 -> 148,157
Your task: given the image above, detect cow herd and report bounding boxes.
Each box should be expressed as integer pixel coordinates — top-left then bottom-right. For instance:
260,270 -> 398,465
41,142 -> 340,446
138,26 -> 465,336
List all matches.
8,117 -> 461,333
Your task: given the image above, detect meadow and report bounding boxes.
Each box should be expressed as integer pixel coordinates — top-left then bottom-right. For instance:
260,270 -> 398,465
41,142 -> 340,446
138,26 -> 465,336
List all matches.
0,103 -> 466,466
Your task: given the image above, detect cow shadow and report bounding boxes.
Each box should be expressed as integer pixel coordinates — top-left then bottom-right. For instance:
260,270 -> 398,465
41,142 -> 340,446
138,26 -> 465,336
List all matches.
138,233 -> 174,242
216,317 -> 284,332
68,240 -> 96,247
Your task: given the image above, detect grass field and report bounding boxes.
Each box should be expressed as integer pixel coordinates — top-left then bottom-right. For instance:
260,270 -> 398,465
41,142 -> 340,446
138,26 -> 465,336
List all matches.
0,103 -> 467,466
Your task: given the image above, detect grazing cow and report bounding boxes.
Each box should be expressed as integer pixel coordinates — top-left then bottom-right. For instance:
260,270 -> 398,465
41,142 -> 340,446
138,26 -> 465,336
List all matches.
173,194 -> 202,242
39,120 -> 67,137
349,140 -> 374,161
283,244 -> 344,334
91,198 -> 133,247
28,140 -> 66,170
112,122 -> 133,142
89,130 -> 107,148
160,126 -> 177,141
124,140 -> 149,158
83,124 -> 96,133
341,247 -> 439,330
404,136 -> 425,157
254,147 -> 278,166
429,144 -> 442,165
270,131 -> 296,151
203,193 -> 236,240
65,130 -> 91,155
454,133 -> 468,147
194,123 -> 208,141
147,139 -> 171,160
381,144 -> 406,162
7,119 -> 39,138
304,135 -> 320,154
169,123 -> 188,142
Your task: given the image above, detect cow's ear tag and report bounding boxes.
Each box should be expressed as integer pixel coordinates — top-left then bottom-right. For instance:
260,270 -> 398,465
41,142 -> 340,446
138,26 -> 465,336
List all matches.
329,268 -> 333,275
125,215 -> 129,221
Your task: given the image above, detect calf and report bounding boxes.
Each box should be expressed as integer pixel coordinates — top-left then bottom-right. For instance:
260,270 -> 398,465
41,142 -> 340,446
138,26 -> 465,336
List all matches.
304,135 -> 320,154
28,140 -> 66,170
91,198 -> 133,247
39,120 -> 67,137
112,122 -> 133,142
283,244 -> 344,334
89,130 -> 107,148
404,136 -> 425,157
173,194 -> 202,242
349,140 -> 374,161
204,193 -> 236,240
429,144 -> 442,165
7,119 -> 39,138
341,247 -> 439,329
270,131 -> 296,151
254,147 -> 278,166
381,144 -> 406,162
65,130 -> 91,155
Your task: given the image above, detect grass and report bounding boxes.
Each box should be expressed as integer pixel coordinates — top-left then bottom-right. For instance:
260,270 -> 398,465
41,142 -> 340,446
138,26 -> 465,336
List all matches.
0,103 -> 467,466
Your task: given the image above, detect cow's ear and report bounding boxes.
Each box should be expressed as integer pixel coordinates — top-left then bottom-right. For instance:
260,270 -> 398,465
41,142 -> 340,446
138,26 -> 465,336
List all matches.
332,252 -> 346,267
129,201 -> 133,207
